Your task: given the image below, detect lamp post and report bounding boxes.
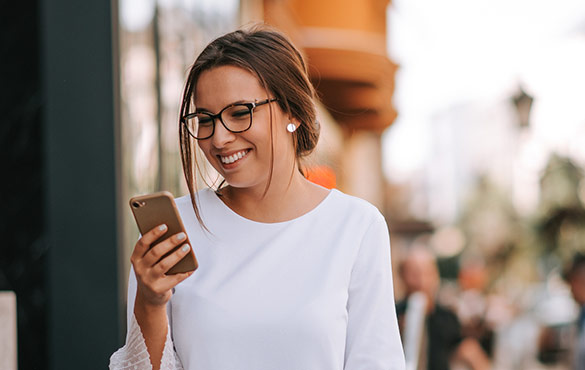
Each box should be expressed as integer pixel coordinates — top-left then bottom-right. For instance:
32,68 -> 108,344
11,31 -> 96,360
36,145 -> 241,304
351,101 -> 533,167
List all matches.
512,86 -> 534,128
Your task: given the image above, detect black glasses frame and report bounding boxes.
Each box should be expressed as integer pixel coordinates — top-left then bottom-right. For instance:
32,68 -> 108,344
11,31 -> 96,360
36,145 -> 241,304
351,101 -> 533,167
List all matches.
181,98 -> 278,140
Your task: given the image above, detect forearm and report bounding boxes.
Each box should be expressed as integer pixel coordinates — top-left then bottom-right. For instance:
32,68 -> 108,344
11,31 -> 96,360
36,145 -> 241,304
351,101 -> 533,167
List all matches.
111,228 -> 190,370
134,295 -> 169,370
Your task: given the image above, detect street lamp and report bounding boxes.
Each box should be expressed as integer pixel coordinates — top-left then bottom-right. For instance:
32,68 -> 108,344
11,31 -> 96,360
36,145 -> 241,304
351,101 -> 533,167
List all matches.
512,86 -> 534,128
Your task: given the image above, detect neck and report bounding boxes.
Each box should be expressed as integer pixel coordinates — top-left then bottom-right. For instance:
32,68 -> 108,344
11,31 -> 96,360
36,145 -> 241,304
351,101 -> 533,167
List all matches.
219,170 -> 327,223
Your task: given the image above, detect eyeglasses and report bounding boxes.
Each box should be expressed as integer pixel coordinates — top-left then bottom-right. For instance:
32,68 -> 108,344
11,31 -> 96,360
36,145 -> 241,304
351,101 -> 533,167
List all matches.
181,98 -> 278,140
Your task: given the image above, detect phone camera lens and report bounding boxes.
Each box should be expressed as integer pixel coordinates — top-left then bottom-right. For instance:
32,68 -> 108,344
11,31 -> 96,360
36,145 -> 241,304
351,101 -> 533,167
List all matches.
132,201 -> 141,208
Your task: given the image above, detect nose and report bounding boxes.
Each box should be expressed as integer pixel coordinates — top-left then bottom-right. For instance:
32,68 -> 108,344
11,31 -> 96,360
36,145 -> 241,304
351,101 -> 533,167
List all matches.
211,119 -> 236,148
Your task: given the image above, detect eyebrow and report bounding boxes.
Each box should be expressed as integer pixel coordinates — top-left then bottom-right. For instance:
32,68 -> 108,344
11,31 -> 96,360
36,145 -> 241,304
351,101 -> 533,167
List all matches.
194,99 -> 253,113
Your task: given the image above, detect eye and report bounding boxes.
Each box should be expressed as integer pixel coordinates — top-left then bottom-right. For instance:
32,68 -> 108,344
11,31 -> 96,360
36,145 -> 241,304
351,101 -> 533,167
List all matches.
196,114 -> 214,126
228,107 -> 251,120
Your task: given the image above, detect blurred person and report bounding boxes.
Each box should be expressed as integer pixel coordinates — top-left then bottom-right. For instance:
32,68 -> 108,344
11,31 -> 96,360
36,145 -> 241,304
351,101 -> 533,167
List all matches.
396,247 -> 491,370
564,253 -> 585,370
109,25 -> 405,370
457,259 -> 497,358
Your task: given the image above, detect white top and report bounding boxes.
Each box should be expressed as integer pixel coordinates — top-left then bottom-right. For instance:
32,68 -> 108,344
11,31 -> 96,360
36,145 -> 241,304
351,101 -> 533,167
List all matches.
110,188 -> 405,370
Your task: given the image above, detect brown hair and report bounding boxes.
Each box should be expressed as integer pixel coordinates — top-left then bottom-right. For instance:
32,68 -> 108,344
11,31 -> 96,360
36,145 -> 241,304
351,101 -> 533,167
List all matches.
179,25 -> 320,226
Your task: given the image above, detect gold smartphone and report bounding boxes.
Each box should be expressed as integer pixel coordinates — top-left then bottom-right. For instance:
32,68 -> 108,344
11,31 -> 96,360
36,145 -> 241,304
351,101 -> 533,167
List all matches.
129,191 -> 198,274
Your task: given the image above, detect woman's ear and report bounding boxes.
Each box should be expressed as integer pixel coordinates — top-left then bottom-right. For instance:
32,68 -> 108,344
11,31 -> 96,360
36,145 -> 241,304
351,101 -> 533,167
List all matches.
286,117 -> 301,133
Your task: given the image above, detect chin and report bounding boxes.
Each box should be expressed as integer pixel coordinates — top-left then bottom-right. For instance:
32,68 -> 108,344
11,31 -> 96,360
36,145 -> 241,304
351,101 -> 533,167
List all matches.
223,176 -> 268,191
224,181 -> 260,190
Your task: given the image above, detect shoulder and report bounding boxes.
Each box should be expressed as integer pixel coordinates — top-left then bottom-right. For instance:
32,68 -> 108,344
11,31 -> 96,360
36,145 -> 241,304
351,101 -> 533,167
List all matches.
319,189 -> 390,245
326,189 -> 385,224
431,304 -> 461,328
174,188 -> 214,207
174,193 -> 192,207
433,303 -> 458,318
174,188 -> 219,220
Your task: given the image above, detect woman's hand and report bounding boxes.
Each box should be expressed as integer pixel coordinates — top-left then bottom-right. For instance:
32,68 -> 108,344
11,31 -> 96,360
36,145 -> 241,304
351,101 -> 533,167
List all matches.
131,224 -> 194,308
130,224 -> 193,370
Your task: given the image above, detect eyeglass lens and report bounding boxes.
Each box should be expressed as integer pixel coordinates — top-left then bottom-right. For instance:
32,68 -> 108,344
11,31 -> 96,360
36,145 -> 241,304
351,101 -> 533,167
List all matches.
184,104 -> 252,139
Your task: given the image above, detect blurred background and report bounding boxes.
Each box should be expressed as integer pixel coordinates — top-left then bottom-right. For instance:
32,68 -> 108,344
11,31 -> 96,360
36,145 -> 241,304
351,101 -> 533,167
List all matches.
1,0 -> 585,369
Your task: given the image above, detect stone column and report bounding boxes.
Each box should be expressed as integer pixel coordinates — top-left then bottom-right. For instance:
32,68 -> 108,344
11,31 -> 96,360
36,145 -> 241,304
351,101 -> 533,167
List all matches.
341,130 -> 385,209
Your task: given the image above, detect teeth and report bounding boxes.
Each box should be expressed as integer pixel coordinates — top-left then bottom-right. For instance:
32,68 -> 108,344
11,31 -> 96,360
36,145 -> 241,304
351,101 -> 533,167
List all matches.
220,150 -> 248,164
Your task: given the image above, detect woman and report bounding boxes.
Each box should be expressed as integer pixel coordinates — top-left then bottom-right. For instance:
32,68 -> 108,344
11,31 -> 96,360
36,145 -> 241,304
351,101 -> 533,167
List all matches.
110,25 -> 405,370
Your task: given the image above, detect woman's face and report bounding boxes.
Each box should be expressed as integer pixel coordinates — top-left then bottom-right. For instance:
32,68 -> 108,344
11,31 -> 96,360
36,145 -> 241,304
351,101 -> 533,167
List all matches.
195,65 -> 297,192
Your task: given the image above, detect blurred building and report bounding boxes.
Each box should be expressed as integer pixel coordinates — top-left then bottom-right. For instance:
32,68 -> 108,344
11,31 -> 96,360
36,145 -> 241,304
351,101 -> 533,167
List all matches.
262,0 -> 398,208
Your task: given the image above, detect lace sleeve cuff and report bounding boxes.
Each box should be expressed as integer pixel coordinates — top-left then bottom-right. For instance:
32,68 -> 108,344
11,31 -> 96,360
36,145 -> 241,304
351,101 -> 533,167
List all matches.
161,327 -> 184,370
109,314 -> 184,370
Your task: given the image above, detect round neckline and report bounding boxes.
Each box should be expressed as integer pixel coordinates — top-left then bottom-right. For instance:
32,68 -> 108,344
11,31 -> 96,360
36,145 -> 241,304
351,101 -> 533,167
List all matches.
206,187 -> 336,226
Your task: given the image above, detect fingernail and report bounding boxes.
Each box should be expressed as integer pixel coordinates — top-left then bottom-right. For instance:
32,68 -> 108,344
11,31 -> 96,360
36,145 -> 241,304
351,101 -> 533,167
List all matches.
181,244 -> 190,252
159,224 -> 167,231
177,232 -> 186,240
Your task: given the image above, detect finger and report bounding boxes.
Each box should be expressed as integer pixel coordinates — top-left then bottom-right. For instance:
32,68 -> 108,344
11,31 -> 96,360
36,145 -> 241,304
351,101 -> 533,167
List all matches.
156,243 -> 192,274
132,224 -> 169,260
143,232 -> 187,266
155,270 -> 195,293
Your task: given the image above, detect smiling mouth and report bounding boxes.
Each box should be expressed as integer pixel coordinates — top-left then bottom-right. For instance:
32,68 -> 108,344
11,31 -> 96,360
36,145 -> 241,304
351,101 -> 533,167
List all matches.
219,150 -> 250,165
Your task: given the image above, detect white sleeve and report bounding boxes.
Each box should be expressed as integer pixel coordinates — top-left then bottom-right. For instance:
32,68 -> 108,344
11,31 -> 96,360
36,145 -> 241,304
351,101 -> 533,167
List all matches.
344,213 -> 406,370
109,267 -> 184,370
